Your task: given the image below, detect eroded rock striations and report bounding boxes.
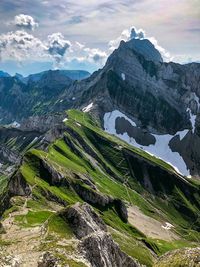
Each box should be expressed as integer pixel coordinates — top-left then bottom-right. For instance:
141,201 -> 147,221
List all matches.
62,202 -> 142,267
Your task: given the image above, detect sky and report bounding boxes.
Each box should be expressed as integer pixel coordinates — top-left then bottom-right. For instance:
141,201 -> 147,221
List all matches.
0,0 -> 199,76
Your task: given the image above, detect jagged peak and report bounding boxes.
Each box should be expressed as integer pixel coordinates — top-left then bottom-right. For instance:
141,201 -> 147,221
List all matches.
121,37 -> 163,63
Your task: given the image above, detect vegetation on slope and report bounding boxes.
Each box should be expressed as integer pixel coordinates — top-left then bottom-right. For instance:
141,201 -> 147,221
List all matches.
0,109 -> 200,266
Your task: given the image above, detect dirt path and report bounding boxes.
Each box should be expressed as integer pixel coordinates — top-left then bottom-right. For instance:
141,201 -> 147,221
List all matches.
128,205 -> 179,241
0,197 -> 88,267
0,197 -> 42,266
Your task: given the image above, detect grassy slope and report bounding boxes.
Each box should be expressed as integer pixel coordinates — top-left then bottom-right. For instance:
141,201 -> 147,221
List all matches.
1,110 -> 200,266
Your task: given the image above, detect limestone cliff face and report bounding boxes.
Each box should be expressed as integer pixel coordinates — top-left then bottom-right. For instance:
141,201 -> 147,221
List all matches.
0,127 -> 42,176
91,39 -> 200,135
0,38 -> 200,177
0,70 -> 81,124
72,41 -> 198,134
73,38 -> 200,177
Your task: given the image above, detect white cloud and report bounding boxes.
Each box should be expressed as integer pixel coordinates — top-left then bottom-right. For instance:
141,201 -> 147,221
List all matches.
0,29 -> 107,69
108,29 -> 130,51
84,47 -> 107,63
0,14 -> 176,70
0,30 -> 47,61
171,54 -> 200,64
14,14 -> 39,31
109,26 -> 172,62
148,37 -> 172,62
47,33 -> 71,63
130,28 -> 145,39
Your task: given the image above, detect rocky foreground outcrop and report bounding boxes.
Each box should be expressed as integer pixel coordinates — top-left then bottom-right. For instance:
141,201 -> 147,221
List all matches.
154,247 -> 200,267
61,202 -> 143,267
38,252 -> 59,267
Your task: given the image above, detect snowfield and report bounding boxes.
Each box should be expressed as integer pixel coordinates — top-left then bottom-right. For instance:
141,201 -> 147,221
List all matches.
104,110 -> 190,176
82,102 -> 93,113
121,73 -> 126,81
187,93 -> 200,133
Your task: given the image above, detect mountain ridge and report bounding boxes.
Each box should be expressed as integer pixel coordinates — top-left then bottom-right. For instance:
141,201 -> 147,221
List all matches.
0,37 -> 200,266
1,37 -> 200,177
0,109 -> 199,266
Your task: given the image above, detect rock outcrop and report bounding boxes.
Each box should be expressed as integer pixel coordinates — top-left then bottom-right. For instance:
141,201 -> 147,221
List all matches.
38,252 -> 58,267
62,203 -> 142,267
8,172 -> 31,197
155,247 -> 200,267
71,182 -> 128,222
1,37 -> 200,177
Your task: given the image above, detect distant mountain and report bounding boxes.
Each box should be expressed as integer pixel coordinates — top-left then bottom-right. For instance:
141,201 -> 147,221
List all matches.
22,69 -> 90,83
0,73 -> 73,124
14,73 -> 24,80
0,69 -> 90,124
0,70 -> 10,78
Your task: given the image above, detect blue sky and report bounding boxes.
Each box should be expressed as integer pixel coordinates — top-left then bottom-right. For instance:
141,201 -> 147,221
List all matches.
0,0 -> 199,76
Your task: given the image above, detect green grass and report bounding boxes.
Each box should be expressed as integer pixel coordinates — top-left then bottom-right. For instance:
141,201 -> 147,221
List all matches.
15,210 -> 53,227
111,230 -> 155,267
0,175 -> 9,195
1,109 -> 199,267
66,109 -> 175,173
48,214 -> 73,238
20,160 -> 81,205
147,238 -> 196,256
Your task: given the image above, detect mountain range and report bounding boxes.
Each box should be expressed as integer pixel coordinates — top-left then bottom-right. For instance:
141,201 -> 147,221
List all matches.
0,37 -> 200,267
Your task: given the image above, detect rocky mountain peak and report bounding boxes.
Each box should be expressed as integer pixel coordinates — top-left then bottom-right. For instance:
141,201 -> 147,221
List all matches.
0,70 -> 10,78
123,38 -> 163,63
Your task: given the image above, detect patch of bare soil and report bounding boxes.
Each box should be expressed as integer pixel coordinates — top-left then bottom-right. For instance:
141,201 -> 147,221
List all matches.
128,205 -> 179,241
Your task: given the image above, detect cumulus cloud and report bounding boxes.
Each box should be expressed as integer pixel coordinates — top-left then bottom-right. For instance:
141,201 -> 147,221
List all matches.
0,29 -> 107,69
172,54 -> 200,64
109,26 -> 172,62
0,14 -> 174,70
83,47 -> 107,63
148,37 -> 172,62
130,28 -> 145,39
47,33 -> 71,63
14,14 -> 39,31
0,30 -> 47,61
108,29 -> 130,51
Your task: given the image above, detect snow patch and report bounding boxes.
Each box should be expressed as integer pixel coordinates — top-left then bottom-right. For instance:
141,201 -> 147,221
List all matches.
32,137 -> 38,142
63,118 -> 68,122
121,73 -> 126,81
178,129 -> 189,141
29,137 -> 39,146
76,122 -> 81,127
162,222 -> 174,230
187,108 -> 196,133
104,110 -> 136,132
72,97 -> 76,101
187,93 -> 200,133
60,99 -> 63,103
104,110 -> 190,176
193,93 -> 200,107
10,121 -> 21,128
82,102 -> 93,113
